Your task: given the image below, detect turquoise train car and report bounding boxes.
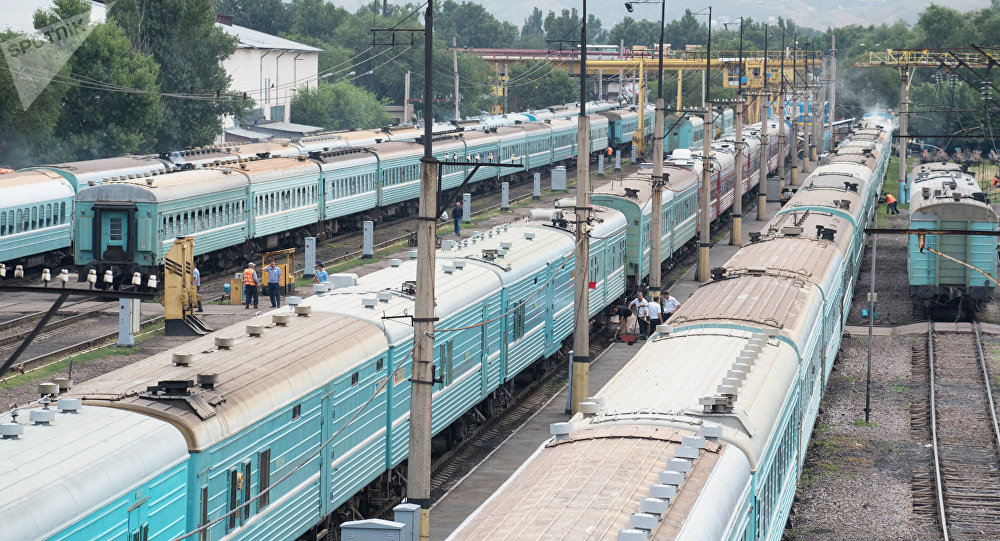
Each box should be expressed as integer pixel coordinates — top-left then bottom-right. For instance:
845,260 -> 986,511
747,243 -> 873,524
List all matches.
0,170 -> 75,268
908,162 -> 998,310
1,401 -> 189,541
446,111 -> 896,541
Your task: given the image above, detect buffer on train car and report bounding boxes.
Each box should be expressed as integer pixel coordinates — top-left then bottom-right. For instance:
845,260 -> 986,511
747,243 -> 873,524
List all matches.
163,237 -> 212,336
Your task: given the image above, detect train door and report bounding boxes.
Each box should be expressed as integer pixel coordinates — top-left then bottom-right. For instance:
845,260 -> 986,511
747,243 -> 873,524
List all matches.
127,493 -> 149,541
93,204 -> 135,262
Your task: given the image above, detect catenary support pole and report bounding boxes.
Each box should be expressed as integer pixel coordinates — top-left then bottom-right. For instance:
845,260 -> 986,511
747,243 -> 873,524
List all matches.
571,0 -> 590,416
900,67 -> 909,200
732,98 -> 743,245
697,7 -> 712,282
409,2 -> 436,539
649,0 -> 666,301
758,24 -> 770,221
453,37 -> 460,120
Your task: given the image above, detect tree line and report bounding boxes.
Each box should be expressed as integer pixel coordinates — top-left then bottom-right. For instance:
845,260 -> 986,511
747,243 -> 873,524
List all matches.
3,0 -> 1000,169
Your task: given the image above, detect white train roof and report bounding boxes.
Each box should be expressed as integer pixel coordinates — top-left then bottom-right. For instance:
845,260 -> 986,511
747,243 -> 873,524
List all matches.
0,403 -> 188,540
34,155 -> 171,186
75,168 -> 248,203
909,171 -> 997,222
0,169 -> 75,207
69,312 -> 388,451
586,326 -> 803,470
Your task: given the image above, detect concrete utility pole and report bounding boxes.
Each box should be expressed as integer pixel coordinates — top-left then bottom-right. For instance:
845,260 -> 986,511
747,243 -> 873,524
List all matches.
899,66 -> 909,198
829,36 -> 837,135
815,53 -> 827,156
649,0 -> 667,301
409,2 -> 436,539
732,99 -> 743,245
697,5 -> 712,283
453,37 -> 460,120
404,70 -> 412,123
571,0 -> 590,415
731,18 -> 744,246
778,29 -> 787,191
757,24 -> 770,221
789,36 -> 799,186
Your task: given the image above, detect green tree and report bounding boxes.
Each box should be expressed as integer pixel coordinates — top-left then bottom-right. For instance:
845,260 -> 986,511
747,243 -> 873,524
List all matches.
663,9 -> 707,48
520,8 -> 545,48
0,31 -> 66,167
213,0 -> 288,35
33,0 -> 162,161
434,1 -> 518,48
109,0 -> 251,151
290,81 -> 390,130
607,17 -> 661,49
285,0 -> 349,44
507,61 -> 576,111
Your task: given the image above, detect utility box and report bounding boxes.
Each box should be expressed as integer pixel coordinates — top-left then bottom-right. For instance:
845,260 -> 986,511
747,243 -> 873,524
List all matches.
304,237 -> 316,277
767,176 -> 781,201
229,277 -> 243,305
340,518 -> 405,541
551,166 -> 567,191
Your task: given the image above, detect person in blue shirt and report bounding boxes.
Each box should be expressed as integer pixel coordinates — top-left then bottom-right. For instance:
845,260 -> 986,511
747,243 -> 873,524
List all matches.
314,260 -> 328,283
193,265 -> 203,312
266,261 -> 282,307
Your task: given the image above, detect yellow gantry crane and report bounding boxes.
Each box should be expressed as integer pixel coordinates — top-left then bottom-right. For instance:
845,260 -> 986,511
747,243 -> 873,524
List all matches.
464,47 -> 823,154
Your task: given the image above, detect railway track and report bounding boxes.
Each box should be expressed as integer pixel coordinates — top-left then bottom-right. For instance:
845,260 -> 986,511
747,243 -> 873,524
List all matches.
922,320 -> 1000,539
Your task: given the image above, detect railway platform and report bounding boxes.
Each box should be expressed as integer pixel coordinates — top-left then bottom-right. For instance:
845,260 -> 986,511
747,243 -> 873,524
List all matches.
429,341 -> 642,539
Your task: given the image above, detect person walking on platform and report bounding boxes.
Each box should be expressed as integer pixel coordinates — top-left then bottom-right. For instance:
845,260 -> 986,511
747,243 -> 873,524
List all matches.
629,292 -> 649,339
662,291 -> 681,320
885,192 -> 899,214
314,261 -> 328,283
266,261 -> 282,308
453,201 -> 463,236
614,304 -> 631,341
192,264 -> 203,312
242,262 -> 259,310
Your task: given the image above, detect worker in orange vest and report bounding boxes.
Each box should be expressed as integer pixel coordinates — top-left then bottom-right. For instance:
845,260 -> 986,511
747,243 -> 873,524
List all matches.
606,146 -> 613,156
885,192 -> 899,215
242,262 -> 259,309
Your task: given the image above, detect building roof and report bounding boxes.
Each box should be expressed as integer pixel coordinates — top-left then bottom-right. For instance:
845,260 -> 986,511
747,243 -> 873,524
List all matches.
216,22 -> 322,53
224,127 -> 272,142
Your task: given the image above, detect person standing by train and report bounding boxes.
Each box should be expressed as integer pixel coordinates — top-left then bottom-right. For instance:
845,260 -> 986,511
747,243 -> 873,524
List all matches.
314,261 -> 328,283
662,291 -> 681,320
242,262 -> 259,310
266,260 -> 282,308
193,264 -> 203,312
629,292 -> 649,339
453,201 -> 463,236
646,297 -> 662,336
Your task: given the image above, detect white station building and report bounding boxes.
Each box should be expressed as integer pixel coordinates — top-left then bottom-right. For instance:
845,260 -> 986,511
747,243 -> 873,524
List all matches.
216,14 -> 322,126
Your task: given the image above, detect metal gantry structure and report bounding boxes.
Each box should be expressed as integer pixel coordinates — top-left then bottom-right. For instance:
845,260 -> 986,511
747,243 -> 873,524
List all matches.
852,47 -> 996,200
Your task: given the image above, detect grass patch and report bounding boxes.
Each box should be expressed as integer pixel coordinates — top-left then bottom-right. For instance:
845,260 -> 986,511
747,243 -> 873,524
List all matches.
892,376 -> 907,393
0,325 -> 163,390
851,418 -> 877,427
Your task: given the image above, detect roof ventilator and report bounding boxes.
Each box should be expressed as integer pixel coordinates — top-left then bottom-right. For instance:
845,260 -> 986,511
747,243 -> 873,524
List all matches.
295,305 -> 312,316
362,296 -> 377,308
550,422 -> 573,442
453,260 -> 465,270
57,398 -> 81,413
173,353 -> 194,366
197,373 -> 218,390
578,401 -> 600,418
246,325 -> 263,337
377,291 -> 392,303
30,398 -> 54,426
215,337 -> 235,350
273,314 -> 292,326
0,422 -> 23,439
38,382 -> 59,396
442,262 -> 455,274
524,232 -> 535,241
389,258 -> 402,267
782,226 -> 803,236
147,380 -> 194,396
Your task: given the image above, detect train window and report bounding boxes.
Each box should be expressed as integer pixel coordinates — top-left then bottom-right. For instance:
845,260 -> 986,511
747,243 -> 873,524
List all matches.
0,212 -> 5,235
512,303 -> 526,341
258,449 -> 271,508
109,218 -> 124,241
292,404 -> 301,420
45,205 -> 51,227
242,461 -> 252,520
227,469 -> 238,530
199,486 -> 208,541
31,207 -> 37,230
16,209 -> 22,232
351,372 -> 359,386
376,358 -> 384,371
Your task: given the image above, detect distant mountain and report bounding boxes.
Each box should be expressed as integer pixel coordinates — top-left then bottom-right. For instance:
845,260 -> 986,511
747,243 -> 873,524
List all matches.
329,0 -> 992,32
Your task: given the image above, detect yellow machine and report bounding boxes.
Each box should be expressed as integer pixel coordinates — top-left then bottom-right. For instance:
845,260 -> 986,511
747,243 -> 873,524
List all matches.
163,237 -> 212,336
262,248 -> 296,297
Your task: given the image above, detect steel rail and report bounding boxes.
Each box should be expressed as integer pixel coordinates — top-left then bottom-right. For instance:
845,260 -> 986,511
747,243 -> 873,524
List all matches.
927,320 -> 950,541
